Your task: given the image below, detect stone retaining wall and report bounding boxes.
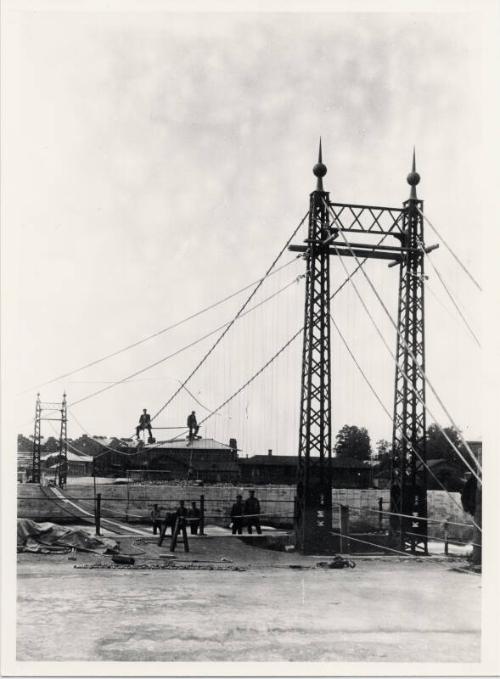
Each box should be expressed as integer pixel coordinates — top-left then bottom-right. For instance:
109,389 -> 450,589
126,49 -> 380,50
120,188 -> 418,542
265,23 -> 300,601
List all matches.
17,483 -> 474,541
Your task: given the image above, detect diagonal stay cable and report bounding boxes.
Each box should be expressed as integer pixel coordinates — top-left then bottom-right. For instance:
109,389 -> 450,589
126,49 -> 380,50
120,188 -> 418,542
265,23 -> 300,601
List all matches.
343,504 -> 477,531
323,206 -> 482,483
327,228 -> 482,484
67,228 -> 393,454
165,233 -> 394,445
68,273 -> 304,408
328,530 -> 479,574
18,257 -> 299,396
417,208 -> 482,292
324,198 -> 482,479
417,238 -> 480,347
149,211 -> 310,423
330,314 -> 481,532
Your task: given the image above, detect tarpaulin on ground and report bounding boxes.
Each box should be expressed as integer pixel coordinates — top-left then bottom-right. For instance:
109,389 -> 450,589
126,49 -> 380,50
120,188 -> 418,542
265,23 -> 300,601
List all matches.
17,519 -> 118,554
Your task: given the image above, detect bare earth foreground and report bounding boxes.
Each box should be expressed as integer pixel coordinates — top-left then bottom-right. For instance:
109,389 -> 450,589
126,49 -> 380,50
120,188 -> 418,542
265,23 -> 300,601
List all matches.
17,534 -> 481,663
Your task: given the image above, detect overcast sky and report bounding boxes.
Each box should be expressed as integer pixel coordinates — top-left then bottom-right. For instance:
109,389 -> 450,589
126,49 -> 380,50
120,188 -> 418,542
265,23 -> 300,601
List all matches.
2,2 -> 493,456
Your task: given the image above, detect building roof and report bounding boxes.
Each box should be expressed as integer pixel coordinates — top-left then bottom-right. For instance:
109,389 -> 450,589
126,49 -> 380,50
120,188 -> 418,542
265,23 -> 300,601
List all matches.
143,438 -> 234,451
239,455 -> 369,469
42,451 -> 93,463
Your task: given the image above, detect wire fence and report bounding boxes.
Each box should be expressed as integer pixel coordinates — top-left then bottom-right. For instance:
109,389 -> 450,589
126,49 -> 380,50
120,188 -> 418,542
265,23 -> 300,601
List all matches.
18,485 -> 477,550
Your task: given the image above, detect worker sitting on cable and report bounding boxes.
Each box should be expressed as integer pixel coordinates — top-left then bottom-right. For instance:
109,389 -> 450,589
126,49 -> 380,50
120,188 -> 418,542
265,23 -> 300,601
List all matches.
187,410 -> 200,440
136,408 -> 153,440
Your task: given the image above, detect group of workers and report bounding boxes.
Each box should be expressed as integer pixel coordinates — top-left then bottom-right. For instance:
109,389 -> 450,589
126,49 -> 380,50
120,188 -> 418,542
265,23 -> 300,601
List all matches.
150,500 -> 201,536
136,409 -> 200,442
230,490 -> 262,535
150,490 -> 263,537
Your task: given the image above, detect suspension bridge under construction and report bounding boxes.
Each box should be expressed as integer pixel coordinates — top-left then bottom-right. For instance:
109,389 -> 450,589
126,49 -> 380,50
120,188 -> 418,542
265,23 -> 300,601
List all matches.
22,143 -> 482,559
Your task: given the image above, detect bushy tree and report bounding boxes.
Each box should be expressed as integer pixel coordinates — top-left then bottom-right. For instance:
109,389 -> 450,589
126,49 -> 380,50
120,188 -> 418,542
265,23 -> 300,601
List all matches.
71,435 -> 102,457
426,423 -> 472,473
334,424 -> 372,461
17,434 -> 33,452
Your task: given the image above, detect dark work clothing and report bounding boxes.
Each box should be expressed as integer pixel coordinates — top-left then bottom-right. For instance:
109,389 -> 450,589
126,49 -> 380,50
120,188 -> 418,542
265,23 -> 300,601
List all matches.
189,507 -> 201,535
151,508 -> 162,535
461,477 -> 477,516
244,496 -> 262,534
158,512 -> 177,546
137,413 -> 152,439
176,506 -> 188,522
187,414 -> 199,439
231,501 -> 245,535
136,424 -> 153,438
171,506 -> 189,553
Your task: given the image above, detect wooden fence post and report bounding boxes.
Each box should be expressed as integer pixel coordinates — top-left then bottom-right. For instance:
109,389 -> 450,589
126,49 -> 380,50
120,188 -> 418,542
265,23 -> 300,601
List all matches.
200,494 -> 205,535
443,520 -> 449,556
340,505 -> 350,552
95,493 -> 101,536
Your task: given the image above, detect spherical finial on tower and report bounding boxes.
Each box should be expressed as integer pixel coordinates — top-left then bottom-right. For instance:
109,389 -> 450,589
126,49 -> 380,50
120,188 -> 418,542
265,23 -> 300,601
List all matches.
313,161 -> 327,178
313,138 -> 327,190
407,147 -> 420,199
407,171 -> 420,187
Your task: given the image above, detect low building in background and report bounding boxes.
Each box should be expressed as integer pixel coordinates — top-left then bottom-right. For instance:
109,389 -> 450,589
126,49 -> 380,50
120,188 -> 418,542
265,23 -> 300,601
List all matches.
239,451 -> 371,488
42,450 -> 93,478
93,437 -> 240,484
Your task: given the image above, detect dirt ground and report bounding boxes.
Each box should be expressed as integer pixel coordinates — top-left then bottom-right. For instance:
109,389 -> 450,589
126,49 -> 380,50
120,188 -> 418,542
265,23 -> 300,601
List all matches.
17,530 -> 481,663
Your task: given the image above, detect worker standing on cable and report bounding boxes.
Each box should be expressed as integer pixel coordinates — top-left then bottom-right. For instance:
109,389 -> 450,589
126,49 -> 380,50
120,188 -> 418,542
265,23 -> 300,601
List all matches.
244,490 -> 262,535
136,408 -> 153,440
187,411 -> 200,440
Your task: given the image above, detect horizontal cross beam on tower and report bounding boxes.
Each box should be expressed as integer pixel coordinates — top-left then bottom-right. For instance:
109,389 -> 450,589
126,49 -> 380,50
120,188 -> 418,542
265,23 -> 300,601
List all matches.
327,202 -> 405,235
290,244 -> 404,261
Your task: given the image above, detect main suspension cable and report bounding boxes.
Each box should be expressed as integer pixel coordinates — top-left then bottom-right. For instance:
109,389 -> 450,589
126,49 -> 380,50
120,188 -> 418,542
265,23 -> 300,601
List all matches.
68,411 -> 140,459
164,233 -> 394,445
67,228 -> 391,455
149,211 -> 310,423
18,257 -> 300,396
69,273 -> 303,408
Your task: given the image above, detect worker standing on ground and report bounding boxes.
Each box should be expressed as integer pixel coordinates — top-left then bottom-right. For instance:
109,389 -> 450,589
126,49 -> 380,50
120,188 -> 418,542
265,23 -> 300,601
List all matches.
244,490 -> 262,535
150,504 -> 162,535
136,408 -> 153,441
187,411 -> 200,440
189,501 -> 201,535
170,499 -> 189,552
231,494 -> 245,535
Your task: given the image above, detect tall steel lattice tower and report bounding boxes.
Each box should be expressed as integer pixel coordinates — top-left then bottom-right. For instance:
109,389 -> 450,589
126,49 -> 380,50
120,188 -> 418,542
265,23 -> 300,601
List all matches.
390,153 -> 428,554
57,393 -> 69,488
31,392 -> 68,488
290,145 -> 432,554
293,142 -> 333,554
32,394 -> 42,484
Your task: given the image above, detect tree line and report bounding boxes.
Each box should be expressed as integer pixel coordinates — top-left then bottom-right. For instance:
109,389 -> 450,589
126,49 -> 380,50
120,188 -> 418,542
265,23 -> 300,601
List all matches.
333,423 -> 477,490
19,423 -> 477,491
17,433 -> 127,456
